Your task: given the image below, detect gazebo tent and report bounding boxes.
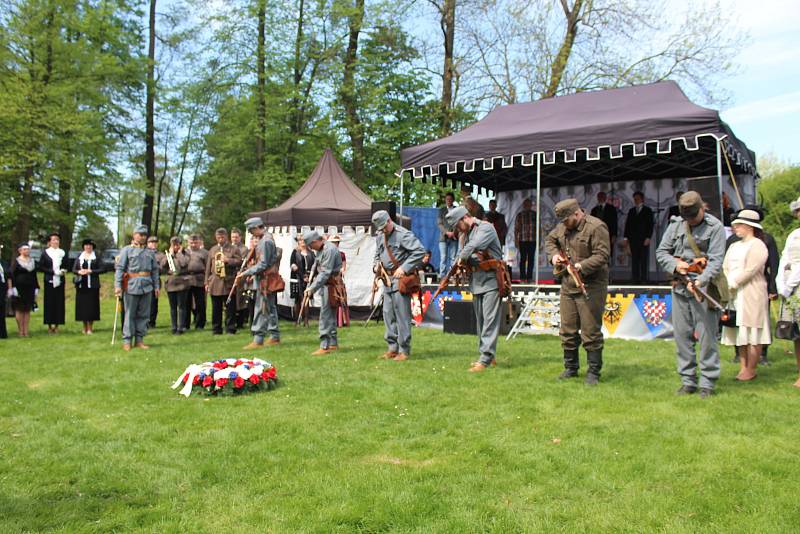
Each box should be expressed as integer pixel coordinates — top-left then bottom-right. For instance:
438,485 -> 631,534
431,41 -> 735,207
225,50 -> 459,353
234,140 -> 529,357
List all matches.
400,81 -> 756,192
250,148 -> 373,227
400,81 -> 757,284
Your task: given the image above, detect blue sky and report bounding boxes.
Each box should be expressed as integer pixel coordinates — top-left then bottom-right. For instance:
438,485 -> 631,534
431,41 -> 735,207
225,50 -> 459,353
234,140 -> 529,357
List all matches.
717,0 -> 800,164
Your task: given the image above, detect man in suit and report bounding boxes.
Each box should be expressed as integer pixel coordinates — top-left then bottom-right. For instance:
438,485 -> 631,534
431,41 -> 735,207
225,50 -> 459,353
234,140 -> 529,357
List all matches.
624,191 -> 655,284
590,192 -> 618,261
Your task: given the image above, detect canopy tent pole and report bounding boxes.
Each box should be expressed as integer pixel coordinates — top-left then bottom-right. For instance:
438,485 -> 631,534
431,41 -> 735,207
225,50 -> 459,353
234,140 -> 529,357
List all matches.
399,172 -> 404,220
719,139 -> 745,209
534,152 -> 541,285
716,140 -> 724,221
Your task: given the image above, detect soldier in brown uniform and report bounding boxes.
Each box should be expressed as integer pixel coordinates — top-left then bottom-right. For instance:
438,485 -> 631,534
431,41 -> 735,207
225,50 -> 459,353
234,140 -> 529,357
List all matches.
205,228 -> 243,335
159,236 -> 191,334
545,198 -> 610,385
185,234 -> 208,330
147,236 -> 166,328
230,228 -> 250,328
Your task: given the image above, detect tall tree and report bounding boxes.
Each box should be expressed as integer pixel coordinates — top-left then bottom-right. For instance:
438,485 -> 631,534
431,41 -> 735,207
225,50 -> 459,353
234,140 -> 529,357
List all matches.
142,0 -> 157,230
340,0 -> 366,184
255,0 -> 267,175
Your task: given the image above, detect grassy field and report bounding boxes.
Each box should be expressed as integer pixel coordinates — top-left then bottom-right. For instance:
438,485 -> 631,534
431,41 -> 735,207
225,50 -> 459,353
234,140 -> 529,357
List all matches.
2,275 -> 799,532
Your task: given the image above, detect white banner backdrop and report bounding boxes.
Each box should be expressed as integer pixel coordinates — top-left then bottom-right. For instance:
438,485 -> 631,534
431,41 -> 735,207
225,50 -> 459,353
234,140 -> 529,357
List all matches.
496,175 -> 754,281
269,227 -> 379,308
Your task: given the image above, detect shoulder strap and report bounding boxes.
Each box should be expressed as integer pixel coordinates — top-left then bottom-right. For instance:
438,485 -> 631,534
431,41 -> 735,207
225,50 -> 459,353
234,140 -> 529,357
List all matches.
684,221 -> 704,257
383,233 -> 399,270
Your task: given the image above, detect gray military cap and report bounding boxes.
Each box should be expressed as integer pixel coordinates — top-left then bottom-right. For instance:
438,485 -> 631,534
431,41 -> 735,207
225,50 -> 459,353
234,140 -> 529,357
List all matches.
444,206 -> 468,230
303,230 -> 322,246
133,224 -> 149,236
244,217 -> 264,230
679,191 -> 704,219
372,210 -> 391,230
554,199 -> 580,221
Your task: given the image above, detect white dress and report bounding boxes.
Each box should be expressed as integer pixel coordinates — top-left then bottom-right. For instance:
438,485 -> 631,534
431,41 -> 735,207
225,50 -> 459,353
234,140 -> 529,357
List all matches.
721,239 -> 771,346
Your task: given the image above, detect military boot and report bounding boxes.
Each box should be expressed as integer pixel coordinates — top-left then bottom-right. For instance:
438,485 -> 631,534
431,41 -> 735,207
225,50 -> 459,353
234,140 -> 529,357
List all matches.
559,350 -> 579,379
585,350 -> 603,386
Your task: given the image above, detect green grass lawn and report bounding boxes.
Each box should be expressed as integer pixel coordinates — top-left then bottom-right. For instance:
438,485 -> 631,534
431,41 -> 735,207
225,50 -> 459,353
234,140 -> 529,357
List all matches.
2,275 -> 799,532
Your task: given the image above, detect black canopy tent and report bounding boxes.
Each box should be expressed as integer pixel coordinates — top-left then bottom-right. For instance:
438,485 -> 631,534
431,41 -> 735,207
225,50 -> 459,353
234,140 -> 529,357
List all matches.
399,81 -> 757,284
250,148 -> 373,227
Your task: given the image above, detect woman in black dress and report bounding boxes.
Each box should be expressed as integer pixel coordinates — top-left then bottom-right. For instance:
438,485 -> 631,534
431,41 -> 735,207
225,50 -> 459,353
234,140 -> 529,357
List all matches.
1,255 -> 9,339
73,239 -> 103,334
10,243 -> 39,337
290,236 -> 315,318
39,233 -> 67,333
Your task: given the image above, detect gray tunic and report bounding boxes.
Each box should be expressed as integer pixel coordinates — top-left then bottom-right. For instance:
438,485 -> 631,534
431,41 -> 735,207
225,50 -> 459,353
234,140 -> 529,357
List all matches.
458,221 -> 502,295
373,226 -> 426,293
114,245 -> 160,295
656,213 -> 726,296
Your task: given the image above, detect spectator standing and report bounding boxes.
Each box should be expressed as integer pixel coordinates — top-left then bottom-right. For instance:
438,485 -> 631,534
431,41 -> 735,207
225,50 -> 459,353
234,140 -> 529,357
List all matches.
0,254 -> 8,339
437,192 -> 458,276
39,232 -> 67,333
590,192 -> 618,260
624,191 -> 654,283
721,210 -> 770,381
73,239 -> 104,334
514,198 -> 536,282
10,243 -> 39,337
485,199 -> 508,246
146,236 -> 165,328
184,234 -> 208,330
777,196 -> 800,388
290,235 -> 315,318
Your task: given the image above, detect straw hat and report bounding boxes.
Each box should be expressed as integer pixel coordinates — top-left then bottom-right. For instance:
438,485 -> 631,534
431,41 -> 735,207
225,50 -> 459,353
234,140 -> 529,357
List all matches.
730,209 -> 762,229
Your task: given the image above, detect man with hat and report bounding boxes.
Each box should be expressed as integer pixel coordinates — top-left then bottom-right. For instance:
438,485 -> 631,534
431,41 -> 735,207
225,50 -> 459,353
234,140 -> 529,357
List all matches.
205,228 -> 242,335
302,230 -> 343,355
146,235 -> 165,328
656,191 -> 726,398
158,236 -> 191,335
236,217 -> 281,349
545,198 -> 610,385
185,234 -> 208,330
373,210 -> 426,361
445,205 -> 504,371
114,225 -> 160,351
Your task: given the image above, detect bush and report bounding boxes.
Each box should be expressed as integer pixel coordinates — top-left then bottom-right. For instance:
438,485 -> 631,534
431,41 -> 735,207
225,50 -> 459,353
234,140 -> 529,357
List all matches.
759,165 -> 800,249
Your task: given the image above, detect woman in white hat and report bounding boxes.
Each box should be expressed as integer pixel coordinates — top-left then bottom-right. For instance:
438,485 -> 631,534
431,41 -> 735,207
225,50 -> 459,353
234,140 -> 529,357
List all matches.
721,209 -> 770,381
777,196 -> 800,387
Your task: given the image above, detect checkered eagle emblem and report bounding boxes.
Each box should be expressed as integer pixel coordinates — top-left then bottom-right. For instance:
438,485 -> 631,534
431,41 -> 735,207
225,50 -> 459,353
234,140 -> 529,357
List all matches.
642,299 -> 667,326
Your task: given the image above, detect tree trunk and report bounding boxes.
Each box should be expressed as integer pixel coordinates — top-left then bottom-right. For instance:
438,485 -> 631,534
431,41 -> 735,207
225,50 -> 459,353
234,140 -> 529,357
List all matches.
57,179 -> 73,254
142,0 -> 157,230
255,0 -> 266,171
544,0 -> 583,98
341,0 -> 365,184
285,0 -> 305,175
440,0 -> 456,136
12,166 -> 35,247
170,113 -> 195,237
178,152 -> 205,235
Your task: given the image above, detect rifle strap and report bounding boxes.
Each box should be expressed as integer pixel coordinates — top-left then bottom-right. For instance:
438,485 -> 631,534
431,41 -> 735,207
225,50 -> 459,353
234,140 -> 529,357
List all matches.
383,234 -> 400,271
684,222 -> 704,258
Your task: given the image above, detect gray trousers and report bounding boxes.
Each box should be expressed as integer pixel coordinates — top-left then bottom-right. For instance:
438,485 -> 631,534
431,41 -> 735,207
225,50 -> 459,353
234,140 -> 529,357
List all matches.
318,289 -> 338,349
123,292 -> 152,344
474,289 -> 501,365
672,291 -> 721,390
252,292 -> 280,343
383,289 -> 413,355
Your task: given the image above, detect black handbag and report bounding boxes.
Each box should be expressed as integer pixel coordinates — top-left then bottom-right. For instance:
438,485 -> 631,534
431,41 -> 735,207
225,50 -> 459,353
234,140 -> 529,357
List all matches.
719,308 -> 737,328
775,301 -> 799,340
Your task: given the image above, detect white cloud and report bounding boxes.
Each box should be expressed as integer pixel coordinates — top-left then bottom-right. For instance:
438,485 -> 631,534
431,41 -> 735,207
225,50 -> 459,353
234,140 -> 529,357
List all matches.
722,91 -> 800,123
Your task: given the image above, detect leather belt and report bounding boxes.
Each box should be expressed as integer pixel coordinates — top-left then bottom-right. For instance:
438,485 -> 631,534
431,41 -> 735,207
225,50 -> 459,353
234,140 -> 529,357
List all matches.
128,271 -> 151,278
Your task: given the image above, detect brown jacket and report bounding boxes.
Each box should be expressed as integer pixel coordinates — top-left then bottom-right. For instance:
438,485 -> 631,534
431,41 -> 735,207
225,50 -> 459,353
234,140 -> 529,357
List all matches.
545,214 -> 610,294
159,249 -> 190,292
185,247 -> 208,287
205,242 -> 242,296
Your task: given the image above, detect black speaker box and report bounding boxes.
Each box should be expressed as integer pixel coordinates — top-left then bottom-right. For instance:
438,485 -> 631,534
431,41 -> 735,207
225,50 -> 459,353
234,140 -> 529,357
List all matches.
500,298 -> 522,335
443,300 -> 477,335
371,201 -> 397,221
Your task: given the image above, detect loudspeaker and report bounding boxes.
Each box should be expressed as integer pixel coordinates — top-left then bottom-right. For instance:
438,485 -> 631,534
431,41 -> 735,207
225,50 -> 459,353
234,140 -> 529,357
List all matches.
500,298 -> 522,335
371,201 -> 397,221
443,301 -> 476,335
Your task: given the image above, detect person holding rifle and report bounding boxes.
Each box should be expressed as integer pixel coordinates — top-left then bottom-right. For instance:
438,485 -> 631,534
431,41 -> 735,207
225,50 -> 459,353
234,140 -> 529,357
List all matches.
302,230 -> 343,355
372,210 -> 426,362
236,218 -> 281,349
445,206 -> 506,372
656,191 -> 726,398
545,199 -> 610,385
114,225 -> 160,351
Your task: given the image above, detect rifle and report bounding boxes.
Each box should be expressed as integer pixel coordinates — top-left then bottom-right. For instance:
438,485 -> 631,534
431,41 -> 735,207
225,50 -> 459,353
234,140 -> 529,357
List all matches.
554,247 -> 588,299
364,263 -> 392,327
674,272 -> 724,312
226,244 -> 256,306
429,260 -> 469,304
296,266 -> 316,326
111,296 -> 121,345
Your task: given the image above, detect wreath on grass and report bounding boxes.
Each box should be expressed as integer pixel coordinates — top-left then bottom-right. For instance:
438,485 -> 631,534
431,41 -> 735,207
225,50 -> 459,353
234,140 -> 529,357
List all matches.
172,358 -> 278,397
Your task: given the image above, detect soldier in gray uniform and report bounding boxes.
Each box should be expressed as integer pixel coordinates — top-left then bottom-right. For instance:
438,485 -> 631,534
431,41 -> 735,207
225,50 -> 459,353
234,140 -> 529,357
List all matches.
303,230 -> 342,355
114,225 -> 160,351
656,191 -> 726,398
237,217 -> 281,349
372,210 -> 425,361
545,199 -> 610,385
445,206 -> 504,372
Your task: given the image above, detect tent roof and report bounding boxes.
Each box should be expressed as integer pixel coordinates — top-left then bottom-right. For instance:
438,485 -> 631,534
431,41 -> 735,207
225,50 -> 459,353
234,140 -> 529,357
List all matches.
400,81 -> 756,192
250,148 -> 373,227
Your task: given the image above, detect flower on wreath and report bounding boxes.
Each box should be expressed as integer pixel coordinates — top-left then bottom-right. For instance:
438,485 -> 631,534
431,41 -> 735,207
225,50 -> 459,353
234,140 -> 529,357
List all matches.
234,377 -> 245,389
172,357 -> 278,397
